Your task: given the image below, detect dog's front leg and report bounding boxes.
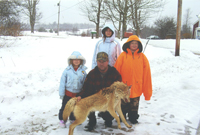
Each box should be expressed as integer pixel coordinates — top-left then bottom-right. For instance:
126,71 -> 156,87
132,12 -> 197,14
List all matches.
115,103 -> 132,128
108,108 -> 122,129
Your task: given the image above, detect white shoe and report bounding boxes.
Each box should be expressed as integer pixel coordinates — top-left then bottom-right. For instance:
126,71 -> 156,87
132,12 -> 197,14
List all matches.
59,120 -> 66,128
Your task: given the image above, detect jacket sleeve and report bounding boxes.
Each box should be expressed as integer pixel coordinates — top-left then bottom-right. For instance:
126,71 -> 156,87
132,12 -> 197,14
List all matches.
116,40 -> 121,58
77,73 -> 94,98
92,41 -> 101,69
142,54 -> 152,100
114,53 -> 123,73
115,69 -> 122,82
59,69 -> 67,97
82,70 -> 87,84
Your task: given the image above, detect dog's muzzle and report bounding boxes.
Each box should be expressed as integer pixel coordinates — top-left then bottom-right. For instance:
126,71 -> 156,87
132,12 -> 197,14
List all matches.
124,98 -> 130,103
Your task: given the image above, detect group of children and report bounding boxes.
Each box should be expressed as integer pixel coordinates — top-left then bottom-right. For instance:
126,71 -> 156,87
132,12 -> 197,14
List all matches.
58,23 -> 152,128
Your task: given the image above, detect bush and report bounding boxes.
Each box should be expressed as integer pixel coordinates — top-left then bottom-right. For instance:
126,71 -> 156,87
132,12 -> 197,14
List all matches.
182,33 -> 192,39
81,32 -> 87,37
0,20 -> 22,36
49,29 -> 53,33
38,27 -> 47,32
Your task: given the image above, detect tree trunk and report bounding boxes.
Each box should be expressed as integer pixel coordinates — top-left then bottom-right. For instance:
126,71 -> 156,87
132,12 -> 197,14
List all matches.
134,3 -> 140,37
122,15 -> 127,39
31,23 -> 34,33
121,0 -> 128,39
29,0 -> 36,33
135,28 -> 140,37
118,13 -> 122,39
96,23 -> 99,38
96,0 -> 101,38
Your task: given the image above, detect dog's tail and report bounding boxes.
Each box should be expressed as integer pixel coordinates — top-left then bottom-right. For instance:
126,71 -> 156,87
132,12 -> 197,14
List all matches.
63,97 -> 78,121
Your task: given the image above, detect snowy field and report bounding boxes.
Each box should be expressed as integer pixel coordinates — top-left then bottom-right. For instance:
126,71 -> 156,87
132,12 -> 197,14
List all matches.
0,31 -> 200,135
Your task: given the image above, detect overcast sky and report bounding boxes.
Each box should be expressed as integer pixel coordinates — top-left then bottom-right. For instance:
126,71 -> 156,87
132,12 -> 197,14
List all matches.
36,0 -> 200,27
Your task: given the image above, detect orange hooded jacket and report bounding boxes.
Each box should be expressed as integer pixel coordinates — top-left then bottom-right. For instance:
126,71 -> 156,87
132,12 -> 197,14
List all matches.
114,35 -> 152,100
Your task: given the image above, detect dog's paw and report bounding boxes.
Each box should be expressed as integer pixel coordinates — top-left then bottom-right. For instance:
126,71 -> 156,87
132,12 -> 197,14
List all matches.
118,125 -> 121,129
127,124 -> 132,128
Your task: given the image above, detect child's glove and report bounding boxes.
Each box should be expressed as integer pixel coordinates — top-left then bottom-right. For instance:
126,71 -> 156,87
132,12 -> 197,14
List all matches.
60,96 -> 64,100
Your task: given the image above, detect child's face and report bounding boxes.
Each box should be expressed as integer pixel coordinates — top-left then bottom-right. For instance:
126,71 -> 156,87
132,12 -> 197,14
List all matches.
105,28 -> 112,37
129,41 -> 138,52
72,59 -> 81,67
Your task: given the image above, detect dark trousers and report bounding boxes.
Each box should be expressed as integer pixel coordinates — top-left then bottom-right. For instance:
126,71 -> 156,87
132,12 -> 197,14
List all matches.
121,96 -> 140,121
88,111 -> 114,126
58,95 -> 75,120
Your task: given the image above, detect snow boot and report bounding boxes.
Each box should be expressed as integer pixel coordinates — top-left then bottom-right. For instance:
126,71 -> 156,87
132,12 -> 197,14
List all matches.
59,120 -> 66,128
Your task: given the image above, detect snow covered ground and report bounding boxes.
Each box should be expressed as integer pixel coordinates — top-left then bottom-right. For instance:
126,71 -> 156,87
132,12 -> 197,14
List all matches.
0,31 -> 200,135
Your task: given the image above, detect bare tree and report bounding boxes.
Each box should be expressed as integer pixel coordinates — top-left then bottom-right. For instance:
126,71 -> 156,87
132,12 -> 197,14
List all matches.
182,8 -> 192,38
117,0 -> 129,39
101,0 -> 123,39
102,0 -> 164,39
102,0 -> 135,39
80,0 -> 104,38
129,0 -> 165,37
21,0 -> 42,33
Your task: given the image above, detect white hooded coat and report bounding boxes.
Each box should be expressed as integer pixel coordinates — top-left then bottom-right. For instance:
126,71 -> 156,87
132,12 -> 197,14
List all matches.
91,23 -> 121,69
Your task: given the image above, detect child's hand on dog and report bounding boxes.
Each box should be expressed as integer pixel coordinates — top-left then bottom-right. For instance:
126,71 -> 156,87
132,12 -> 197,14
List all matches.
77,96 -> 81,102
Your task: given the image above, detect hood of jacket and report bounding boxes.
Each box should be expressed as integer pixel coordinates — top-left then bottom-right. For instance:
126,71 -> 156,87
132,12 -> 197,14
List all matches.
102,23 -> 115,42
122,35 -> 143,53
67,51 -> 86,65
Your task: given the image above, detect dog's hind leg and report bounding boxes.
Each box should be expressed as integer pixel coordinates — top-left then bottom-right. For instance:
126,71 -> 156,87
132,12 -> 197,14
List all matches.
69,115 -> 87,135
68,110 -> 88,135
63,98 -> 77,122
63,105 -> 71,122
115,103 -> 132,128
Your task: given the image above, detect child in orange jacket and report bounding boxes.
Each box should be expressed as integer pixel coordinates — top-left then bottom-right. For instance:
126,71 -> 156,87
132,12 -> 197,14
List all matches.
114,35 -> 152,124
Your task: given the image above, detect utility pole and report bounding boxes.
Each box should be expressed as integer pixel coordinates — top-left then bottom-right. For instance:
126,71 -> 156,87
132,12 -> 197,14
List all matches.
175,0 -> 182,56
57,1 -> 60,36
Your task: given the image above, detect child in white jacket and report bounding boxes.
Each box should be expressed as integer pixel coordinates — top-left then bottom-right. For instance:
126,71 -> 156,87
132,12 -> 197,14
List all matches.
58,51 -> 87,128
92,23 -> 121,69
